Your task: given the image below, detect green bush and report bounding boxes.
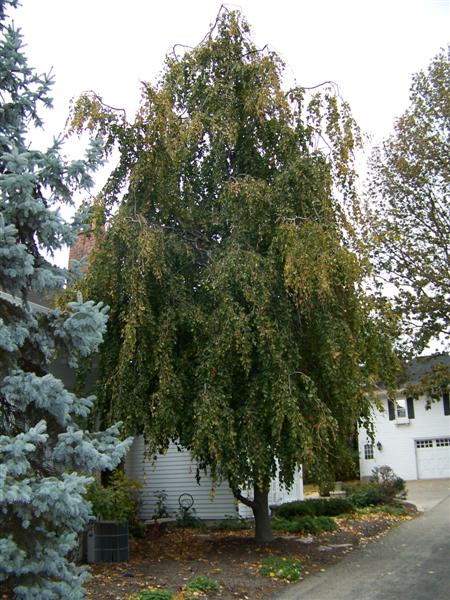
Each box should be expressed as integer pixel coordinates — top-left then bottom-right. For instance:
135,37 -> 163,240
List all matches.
175,506 -> 204,529
272,515 -> 337,534
370,465 -> 407,500
85,471 -> 142,524
275,497 -> 354,519
274,500 -> 315,519
344,466 -> 406,508
260,556 -> 302,581
185,576 -> 218,593
346,483 -> 387,507
131,590 -> 174,600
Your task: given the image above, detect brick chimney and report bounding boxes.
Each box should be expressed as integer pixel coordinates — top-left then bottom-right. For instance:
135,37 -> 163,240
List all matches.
68,228 -> 102,272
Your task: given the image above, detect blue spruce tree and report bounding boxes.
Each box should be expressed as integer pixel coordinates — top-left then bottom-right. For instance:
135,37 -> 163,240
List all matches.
0,1 -> 132,597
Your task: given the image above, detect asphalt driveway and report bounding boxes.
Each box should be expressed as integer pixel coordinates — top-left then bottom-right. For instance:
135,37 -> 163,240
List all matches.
272,479 -> 450,600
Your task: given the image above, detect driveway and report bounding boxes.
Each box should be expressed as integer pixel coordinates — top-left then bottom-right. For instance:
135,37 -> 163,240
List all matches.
272,480 -> 450,600
405,478 -> 450,511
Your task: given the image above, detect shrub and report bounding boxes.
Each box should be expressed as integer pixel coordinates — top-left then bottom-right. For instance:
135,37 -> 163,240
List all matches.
260,556 -> 302,581
175,506 -> 204,529
272,515 -> 337,534
152,490 -> 171,519
85,471 -> 142,524
370,465 -> 407,500
185,576 -> 218,593
274,500 -> 315,519
274,497 -> 354,519
346,483 -> 387,507
345,467 -> 407,508
318,478 -> 335,497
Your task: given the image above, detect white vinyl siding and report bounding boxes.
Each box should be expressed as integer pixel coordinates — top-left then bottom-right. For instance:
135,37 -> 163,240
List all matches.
125,437 -> 304,520
359,393 -> 450,480
125,437 -> 237,520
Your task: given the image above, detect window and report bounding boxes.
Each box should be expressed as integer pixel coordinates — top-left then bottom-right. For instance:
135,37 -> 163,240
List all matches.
436,438 -> 450,447
396,399 -> 407,419
388,397 -> 414,421
364,443 -> 374,459
416,439 -> 433,449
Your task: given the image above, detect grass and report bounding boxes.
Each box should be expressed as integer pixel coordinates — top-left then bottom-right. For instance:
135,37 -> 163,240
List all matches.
260,556 -> 302,581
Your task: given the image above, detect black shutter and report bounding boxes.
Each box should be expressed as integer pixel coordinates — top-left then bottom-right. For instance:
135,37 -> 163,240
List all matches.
444,392 -> 450,416
388,399 -> 395,420
406,397 -> 415,419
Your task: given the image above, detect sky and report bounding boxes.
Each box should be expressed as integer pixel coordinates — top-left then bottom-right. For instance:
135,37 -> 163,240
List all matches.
15,0 -> 448,149
11,0 -> 449,259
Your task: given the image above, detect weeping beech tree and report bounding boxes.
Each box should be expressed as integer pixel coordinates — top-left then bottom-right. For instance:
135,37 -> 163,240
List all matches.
71,10 -> 397,542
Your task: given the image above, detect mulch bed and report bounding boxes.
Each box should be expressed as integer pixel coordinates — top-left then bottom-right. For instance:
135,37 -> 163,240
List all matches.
84,508 -> 417,600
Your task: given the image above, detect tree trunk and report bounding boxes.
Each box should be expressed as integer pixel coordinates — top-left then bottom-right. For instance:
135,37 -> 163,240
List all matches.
252,484 -> 273,544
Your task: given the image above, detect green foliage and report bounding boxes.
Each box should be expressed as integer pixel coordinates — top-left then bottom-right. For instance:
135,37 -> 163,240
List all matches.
345,484 -> 388,508
175,506 -> 204,529
259,556 -> 302,581
152,490 -> 171,519
368,50 -> 450,353
130,590 -> 174,600
275,497 -> 354,518
0,1 -> 131,597
71,7 -> 398,540
370,465 -> 406,499
342,467 -> 406,509
318,478 -> 335,497
272,515 -> 337,534
185,576 -> 219,593
275,500 -> 315,518
211,515 -> 251,531
85,471 -> 142,524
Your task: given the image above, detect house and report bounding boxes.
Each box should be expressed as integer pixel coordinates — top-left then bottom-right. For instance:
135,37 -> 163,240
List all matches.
358,354 -> 450,481
124,438 -> 303,520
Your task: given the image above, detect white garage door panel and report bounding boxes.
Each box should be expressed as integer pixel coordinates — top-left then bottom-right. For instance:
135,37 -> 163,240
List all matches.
416,438 -> 450,479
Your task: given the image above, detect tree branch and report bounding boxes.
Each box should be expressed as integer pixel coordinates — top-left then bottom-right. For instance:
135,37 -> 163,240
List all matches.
232,488 -> 256,510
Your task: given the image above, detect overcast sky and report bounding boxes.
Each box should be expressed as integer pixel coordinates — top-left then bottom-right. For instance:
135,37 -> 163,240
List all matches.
15,0 -> 448,146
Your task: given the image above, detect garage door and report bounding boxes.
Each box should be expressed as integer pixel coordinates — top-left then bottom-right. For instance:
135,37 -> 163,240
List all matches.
415,438 -> 450,479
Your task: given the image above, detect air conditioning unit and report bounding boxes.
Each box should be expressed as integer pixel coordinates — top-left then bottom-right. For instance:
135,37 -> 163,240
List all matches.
86,521 -> 129,563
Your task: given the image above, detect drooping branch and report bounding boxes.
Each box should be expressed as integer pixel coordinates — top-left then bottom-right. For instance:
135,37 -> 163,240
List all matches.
232,487 -> 256,510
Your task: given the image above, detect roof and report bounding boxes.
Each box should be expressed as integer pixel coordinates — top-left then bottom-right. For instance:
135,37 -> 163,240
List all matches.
400,353 -> 450,386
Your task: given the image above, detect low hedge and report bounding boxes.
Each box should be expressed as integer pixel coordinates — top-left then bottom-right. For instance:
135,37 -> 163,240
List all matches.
274,497 -> 354,519
272,515 -> 337,534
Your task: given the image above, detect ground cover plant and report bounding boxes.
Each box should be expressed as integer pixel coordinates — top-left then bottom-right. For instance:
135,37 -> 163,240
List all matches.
259,556 -> 302,582
129,591 -> 174,600
185,576 -> 219,593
